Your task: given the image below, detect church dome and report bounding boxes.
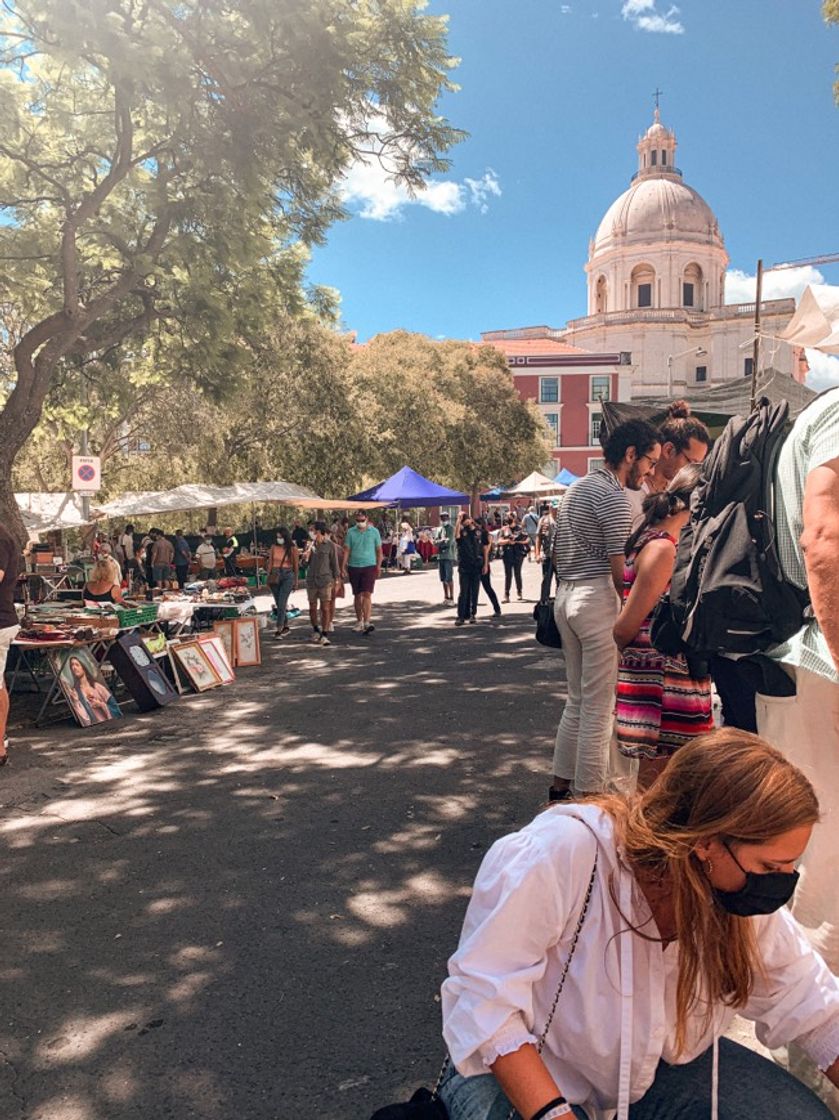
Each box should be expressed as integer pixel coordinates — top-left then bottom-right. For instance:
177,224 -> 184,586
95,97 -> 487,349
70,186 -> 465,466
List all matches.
592,176 -> 721,255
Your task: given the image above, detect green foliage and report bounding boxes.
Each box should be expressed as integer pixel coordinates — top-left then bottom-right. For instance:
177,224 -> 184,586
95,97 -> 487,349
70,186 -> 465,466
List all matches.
827,0 -> 839,103
0,0 -> 463,541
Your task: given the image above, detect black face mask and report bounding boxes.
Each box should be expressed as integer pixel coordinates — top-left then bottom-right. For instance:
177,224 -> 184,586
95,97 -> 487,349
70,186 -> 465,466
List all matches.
712,842 -> 799,917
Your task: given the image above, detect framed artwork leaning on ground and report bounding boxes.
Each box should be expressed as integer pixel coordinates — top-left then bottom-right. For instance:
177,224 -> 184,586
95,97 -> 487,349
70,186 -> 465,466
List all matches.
52,647 -> 122,727
233,617 -> 261,667
212,620 -> 235,666
198,634 -> 235,685
172,642 -> 222,692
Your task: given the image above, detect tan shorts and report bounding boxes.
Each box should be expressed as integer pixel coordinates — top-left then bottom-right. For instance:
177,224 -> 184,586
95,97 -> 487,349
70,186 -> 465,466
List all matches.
0,624 -> 21,689
307,584 -> 334,604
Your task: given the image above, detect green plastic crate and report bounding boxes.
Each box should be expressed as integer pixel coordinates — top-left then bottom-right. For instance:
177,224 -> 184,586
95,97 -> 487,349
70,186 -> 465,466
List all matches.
118,604 -> 159,627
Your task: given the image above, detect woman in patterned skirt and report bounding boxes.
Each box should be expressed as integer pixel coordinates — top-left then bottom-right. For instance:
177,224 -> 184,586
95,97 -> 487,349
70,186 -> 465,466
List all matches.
613,464 -> 713,789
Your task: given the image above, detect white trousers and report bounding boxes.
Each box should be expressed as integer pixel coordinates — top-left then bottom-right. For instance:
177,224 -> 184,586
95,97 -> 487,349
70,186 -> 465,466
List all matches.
757,666 -> 839,1117
553,576 -> 620,793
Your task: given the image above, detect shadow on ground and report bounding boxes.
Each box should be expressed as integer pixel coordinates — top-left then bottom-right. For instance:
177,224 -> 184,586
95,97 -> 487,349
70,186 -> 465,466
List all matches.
0,596 -> 566,1119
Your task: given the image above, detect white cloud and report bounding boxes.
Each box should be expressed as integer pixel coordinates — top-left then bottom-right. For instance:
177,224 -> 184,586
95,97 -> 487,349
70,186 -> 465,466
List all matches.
339,160 -> 502,223
560,4 -> 572,12
621,0 -> 684,34
805,348 -> 839,391
725,264 -> 827,304
725,266 -> 839,390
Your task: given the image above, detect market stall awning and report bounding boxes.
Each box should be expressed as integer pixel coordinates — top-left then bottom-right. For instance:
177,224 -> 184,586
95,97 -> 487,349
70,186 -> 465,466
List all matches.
779,285 -> 839,355
346,466 -> 469,509
600,369 -> 816,441
15,492 -> 98,535
553,468 -> 579,487
502,470 -> 569,498
94,480 -> 382,519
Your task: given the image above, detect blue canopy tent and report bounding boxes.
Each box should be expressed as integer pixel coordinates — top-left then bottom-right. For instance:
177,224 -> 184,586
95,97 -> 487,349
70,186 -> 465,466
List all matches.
346,465 -> 469,509
553,468 -> 579,487
479,485 -> 510,502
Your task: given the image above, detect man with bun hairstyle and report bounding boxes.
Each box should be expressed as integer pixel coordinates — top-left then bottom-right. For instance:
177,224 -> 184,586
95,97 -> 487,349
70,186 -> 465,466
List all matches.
627,400 -> 710,526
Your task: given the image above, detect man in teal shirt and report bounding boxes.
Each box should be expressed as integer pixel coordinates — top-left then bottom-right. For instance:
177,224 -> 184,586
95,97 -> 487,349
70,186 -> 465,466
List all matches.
341,512 -> 383,634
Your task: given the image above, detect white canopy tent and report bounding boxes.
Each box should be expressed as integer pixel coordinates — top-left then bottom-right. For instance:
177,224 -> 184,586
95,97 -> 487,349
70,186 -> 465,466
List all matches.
15,492 -> 96,536
501,471 -> 570,499
780,285 -> 839,355
95,480 -> 382,520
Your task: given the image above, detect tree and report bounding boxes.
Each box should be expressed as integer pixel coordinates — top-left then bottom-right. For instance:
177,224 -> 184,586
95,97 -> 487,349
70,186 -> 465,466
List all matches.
827,0 -> 839,103
0,0 -> 463,541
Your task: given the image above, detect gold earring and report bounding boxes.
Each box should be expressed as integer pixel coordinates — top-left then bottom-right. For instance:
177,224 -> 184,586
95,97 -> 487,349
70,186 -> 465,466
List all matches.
705,858 -> 713,875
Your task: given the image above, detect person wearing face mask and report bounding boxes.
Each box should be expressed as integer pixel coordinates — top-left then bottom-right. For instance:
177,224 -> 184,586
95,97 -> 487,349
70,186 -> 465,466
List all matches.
342,512 -> 383,635
266,526 -> 299,639
550,419 -> 661,801
195,534 -> 217,581
454,512 -> 483,626
428,730 -> 839,1120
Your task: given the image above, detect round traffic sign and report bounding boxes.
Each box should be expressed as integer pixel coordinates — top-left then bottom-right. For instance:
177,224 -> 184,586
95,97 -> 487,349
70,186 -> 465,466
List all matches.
78,464 -> 96,482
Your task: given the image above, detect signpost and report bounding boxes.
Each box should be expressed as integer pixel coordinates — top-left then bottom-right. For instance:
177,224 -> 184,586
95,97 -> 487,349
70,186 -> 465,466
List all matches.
71,454 -> 101,523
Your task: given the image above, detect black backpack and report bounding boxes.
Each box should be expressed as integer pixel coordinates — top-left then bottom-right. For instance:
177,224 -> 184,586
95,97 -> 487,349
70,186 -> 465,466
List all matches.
650,397 -> 810,659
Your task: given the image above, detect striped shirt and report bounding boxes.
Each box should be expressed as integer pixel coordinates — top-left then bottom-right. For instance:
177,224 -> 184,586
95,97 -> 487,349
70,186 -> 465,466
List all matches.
552,468 -> 631,580
769,388 -> 839,683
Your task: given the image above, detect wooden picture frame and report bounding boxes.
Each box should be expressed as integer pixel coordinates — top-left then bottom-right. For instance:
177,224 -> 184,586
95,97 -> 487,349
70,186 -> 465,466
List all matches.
233,617 -> 261,667
52,647 -> 123,727
212,620 -> 235,666
172,641 -> 222,692
198,634 -> 235,685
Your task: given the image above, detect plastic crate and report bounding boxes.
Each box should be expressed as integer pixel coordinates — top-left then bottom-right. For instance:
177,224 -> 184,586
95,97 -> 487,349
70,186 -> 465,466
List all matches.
118,604 -> 159,627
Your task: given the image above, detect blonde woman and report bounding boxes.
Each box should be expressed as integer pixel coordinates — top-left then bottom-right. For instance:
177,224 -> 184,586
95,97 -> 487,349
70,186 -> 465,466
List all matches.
83,559 -> 124,606
435,730 -> 838,1120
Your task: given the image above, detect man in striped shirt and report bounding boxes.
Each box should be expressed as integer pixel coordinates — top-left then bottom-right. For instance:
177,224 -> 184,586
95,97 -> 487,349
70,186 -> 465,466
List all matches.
550,419 -> 661,799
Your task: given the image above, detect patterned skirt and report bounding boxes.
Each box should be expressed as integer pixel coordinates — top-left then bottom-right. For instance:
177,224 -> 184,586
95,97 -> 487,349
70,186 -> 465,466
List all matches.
616,646 -> 714,760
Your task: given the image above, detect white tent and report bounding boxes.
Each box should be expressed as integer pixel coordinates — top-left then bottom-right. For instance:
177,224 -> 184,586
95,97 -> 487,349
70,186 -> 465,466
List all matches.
15,492 -> 97,535
502,471 -> 569,498
780,285 -> 839,355
95,480 -> 381,520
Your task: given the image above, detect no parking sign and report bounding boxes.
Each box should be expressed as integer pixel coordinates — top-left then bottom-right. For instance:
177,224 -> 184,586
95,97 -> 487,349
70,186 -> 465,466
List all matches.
71,455 -> 101,493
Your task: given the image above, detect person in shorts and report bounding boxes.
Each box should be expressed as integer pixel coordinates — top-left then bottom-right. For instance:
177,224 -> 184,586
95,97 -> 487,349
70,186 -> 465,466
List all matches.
306,522 -> 340,646
0,521 -> 22,764
434,512 -> 455,603
150,530 -> 175,589
342,512 -> 383,634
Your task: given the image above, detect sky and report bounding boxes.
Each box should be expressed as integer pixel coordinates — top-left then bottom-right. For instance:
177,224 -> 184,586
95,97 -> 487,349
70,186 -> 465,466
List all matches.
306,0 -> 839,386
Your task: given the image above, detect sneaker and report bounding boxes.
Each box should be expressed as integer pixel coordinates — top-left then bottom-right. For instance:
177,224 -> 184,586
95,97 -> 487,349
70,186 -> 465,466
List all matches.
272,630 -> 284,640
280,626 -> 290,635
311,628 -> 322,643
352,621 -> 366,633
319,635 -> 331,647
364,622 -> 375,634
454,618 -> 465,627
517,594 -> 524,601
469,616 -> 477,624
502,595 -> 510,604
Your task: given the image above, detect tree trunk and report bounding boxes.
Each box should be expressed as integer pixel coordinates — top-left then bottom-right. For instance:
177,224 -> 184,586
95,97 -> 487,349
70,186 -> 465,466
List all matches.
0,475 -> 28,549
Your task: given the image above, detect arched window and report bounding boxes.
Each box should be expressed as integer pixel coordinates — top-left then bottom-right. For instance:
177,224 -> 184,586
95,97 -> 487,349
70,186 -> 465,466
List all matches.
631,263 -> 655,309
683,262 -> 704,309
595,275 -> 608,314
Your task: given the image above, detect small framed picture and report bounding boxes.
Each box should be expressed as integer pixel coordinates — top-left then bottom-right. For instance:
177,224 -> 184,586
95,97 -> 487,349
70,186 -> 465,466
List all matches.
173,641 -> 222,692
199,634 -> 235,685
212,620 -> 235,666
234,617 -> 261,667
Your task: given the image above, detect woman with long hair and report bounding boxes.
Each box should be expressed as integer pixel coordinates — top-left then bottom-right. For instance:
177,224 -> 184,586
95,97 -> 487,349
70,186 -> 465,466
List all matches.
435,730 -> 838,1120
83,559 -> 125,606
613,464 -> 713,789
266,526 -> 298,639
66,656 -> 119,725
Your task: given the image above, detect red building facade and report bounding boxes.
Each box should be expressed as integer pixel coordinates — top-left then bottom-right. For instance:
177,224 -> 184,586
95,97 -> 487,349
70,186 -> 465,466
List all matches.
482,329 -> 632,477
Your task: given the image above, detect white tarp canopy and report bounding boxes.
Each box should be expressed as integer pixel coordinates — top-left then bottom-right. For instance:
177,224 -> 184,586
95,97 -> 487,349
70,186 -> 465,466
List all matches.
95,480 -> 382,520
502,471 -> 569,498
780,285 -> 839,355
15,492 -> 95,535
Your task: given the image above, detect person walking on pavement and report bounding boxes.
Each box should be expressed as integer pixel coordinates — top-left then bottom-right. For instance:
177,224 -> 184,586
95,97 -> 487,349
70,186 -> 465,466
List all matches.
475,516 -> 501,618
267,526 -> 299,639
434,512 -> 456,604
397,519 -> 415,574
173,529 -> 192,590
195,534 -> 217,580
535,502 -> 558,601
522,504 -> 539,560
550,418 -> 661,800
454,512 -> 483,626
499,515 -> 529,602
342,511 -> 383,634
305,521 -> 340,646
0,521 -> 22,764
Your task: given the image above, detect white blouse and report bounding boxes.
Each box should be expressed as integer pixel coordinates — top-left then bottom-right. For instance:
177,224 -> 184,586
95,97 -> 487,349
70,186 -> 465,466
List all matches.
441,805 -> 839,1120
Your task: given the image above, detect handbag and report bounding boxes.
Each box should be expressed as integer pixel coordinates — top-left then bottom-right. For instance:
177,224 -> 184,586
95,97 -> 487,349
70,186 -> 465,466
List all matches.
267,546 -> 289,588
369,852 -> 598,1120
533,599 -> 562,649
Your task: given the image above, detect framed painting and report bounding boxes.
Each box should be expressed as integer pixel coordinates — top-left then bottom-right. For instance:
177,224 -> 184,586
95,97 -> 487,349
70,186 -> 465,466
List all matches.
233,617 -> 261,667
198,634 -> 235,685
52,647 -> 123,727
212,620 -> 235,667
172,641 -> 222,692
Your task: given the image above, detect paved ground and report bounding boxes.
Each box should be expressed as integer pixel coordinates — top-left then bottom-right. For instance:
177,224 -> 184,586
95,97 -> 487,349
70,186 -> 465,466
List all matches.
1,560 -> 573,1120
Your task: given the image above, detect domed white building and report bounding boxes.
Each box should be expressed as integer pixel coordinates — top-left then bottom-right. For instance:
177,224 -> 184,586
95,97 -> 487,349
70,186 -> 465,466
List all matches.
484,110 -> 807,421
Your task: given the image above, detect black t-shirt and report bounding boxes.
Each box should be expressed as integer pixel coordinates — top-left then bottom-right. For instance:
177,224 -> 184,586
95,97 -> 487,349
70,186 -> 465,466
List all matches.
457,527 -> 485,572
0,525 -> 20,629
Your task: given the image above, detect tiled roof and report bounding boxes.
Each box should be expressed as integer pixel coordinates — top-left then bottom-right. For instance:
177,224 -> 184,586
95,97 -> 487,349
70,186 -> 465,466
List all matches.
483,337 -> 591,357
